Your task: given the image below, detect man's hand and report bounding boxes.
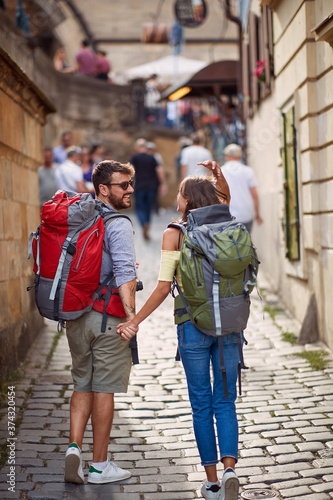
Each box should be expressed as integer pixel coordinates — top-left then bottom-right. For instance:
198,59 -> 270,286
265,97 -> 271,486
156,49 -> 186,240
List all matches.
159,183 -> 168,197
117,320 -> 138,341
256,214 -> 263,225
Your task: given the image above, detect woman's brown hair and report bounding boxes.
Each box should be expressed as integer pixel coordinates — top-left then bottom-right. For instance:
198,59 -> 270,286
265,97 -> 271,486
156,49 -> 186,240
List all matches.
179,176 -> 228,222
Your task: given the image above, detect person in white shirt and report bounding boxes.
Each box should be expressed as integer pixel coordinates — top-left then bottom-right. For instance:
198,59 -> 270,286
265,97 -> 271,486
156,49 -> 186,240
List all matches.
53,131 -> 73,165
38,148 -> 58,209
180,135 -> 213,179
221,143 -> 263,233
55,146 -> 86,194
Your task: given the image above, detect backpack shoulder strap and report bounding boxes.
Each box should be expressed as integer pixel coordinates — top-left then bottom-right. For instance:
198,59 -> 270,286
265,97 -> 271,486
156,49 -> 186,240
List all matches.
95,199 -> 132,228
103,211 -> 132,229
167,221 -> 186,250
168,221 -> 186,232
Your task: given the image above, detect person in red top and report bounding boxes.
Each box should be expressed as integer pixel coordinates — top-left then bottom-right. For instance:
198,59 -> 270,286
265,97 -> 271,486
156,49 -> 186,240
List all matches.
75,40 -> 96,76
95,50 -> 111,81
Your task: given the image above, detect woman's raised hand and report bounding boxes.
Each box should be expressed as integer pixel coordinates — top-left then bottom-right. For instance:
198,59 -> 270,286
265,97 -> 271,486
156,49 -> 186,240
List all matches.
197,160 -> 230,205
197,160 -> 221,178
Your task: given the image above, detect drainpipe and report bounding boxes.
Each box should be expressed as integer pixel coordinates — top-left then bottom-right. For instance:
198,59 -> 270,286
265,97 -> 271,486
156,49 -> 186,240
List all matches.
225,0 -> 243,114
225,0 -> 246,158
63,0 -> 96,51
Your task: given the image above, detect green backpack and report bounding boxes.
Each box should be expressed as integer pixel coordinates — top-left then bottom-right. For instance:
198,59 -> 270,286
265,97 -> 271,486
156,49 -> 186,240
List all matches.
169,203 -> 260,397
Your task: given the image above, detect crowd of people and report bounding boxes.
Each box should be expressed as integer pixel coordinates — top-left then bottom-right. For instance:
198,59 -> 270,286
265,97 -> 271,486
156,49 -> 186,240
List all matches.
39,132 -> 262,235
38,132 -> 262,500
53,40 -> 112,82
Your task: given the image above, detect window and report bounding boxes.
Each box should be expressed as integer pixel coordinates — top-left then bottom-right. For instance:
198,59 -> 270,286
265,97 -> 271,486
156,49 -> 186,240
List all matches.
281,106 -> 300,260
242,6 -> 274,117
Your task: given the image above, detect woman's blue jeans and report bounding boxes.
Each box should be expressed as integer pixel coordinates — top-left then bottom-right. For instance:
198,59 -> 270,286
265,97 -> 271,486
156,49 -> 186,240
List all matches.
177,321 -> 241,466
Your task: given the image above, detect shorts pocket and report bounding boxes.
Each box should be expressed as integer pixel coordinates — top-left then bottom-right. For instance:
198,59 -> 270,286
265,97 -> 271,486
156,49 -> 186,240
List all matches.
178,321 -> 205,349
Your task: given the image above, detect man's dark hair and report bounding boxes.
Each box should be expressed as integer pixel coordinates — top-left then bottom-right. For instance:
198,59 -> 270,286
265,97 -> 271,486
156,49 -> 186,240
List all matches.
82,39 -> 90,47
92,160 -> 135,196
61,131 -> 72,139
90,143 -> 101,155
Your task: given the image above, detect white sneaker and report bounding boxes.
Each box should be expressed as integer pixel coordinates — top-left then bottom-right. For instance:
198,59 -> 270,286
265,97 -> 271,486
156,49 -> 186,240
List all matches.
221,468 -> 239,500
64,445 -> 84,484
200,480 -> 221,499
87,459 -> 131,484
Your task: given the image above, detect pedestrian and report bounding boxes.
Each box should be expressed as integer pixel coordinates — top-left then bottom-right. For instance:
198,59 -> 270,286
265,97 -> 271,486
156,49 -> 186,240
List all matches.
175,136 -> 192,182
146,141 -> 168,213
130,138 -> 167,240
95,50 -> 111,80
53,131 -> 73,165
180,135 -> 213,180
53,47 -> 74,73
64,160 -> 138,485
117,161 -> 240,500
221,143 -> 263,233
55,146 -> 86,193
80,145 -> 95,195
38,148 -> 58,209
75,39 -> 96,77
144,74 -> 161,123
90,143 -> 104,165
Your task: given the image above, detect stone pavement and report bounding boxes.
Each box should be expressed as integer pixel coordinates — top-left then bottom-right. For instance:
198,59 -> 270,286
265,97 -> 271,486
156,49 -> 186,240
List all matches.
1,208 -> 333,500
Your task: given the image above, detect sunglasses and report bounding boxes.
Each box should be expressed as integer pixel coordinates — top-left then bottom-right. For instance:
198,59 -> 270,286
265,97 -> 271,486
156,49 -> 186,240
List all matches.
103,179 -> 135,190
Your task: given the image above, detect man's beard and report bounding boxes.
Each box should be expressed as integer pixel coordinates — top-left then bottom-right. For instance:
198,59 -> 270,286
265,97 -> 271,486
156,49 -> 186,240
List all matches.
108,193 -> 131,210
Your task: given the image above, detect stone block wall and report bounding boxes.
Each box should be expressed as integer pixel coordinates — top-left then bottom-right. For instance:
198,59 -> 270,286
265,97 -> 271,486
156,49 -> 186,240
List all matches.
0,49 -> 55,381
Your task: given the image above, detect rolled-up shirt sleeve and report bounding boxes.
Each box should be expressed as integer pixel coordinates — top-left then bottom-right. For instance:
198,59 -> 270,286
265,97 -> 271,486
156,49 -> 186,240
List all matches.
104,217 -> 137,288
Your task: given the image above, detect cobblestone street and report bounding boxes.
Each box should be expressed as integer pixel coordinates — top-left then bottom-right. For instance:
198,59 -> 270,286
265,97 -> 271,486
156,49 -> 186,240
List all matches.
1,209 -> 333,500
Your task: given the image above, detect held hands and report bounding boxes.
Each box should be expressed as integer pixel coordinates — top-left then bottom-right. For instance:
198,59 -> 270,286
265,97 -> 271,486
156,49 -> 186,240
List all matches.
116,320 -> 139,341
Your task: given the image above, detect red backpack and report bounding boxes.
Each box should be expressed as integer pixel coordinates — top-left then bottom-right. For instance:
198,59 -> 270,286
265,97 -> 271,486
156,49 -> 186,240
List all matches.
27,191 -> 130,331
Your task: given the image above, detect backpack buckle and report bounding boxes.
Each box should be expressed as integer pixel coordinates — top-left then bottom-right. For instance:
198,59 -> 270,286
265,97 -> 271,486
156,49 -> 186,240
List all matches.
213,273 -> 220,285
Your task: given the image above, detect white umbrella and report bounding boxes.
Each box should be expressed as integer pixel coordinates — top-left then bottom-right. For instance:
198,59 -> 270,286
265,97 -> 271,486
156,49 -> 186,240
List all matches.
125,55 -> 207,85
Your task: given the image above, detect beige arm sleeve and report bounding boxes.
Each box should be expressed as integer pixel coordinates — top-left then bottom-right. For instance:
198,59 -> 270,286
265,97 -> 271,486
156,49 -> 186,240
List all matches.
158,250 -> 180,282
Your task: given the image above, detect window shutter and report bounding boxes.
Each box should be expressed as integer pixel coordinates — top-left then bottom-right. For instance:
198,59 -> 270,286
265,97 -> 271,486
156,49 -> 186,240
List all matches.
282,107 -> 300,260
249,12 -> 259,109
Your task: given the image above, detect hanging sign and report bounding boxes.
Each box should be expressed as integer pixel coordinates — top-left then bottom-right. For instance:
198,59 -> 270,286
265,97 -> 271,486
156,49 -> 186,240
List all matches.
174,0 -> 207,28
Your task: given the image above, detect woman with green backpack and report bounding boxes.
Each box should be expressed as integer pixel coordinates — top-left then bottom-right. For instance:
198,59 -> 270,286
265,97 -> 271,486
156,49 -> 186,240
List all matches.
117,161 -> 241,500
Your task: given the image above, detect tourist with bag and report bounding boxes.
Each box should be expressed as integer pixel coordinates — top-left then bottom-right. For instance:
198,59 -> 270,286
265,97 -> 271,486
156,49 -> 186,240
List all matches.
29,160 -> 139,485
117,160 -> 259,499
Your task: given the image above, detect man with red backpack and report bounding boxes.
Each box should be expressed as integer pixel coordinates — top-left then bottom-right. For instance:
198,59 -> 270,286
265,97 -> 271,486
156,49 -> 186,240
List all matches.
64,160 -> 138,485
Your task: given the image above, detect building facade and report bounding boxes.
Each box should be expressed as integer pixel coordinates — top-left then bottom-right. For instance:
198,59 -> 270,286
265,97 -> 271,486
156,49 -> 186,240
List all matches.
240,0 -> 333,348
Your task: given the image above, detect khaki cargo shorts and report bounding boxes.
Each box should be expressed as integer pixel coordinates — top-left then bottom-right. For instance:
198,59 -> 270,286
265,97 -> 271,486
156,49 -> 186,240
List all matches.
66,310 -> 132,393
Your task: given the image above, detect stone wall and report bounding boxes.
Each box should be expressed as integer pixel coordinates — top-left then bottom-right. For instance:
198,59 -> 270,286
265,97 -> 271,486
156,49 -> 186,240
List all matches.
0,48 -> 55,381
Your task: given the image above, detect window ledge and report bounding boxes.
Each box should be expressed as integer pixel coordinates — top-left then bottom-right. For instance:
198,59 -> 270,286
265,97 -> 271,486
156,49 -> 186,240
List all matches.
311,13 -> 333,47
260,0 -> 281,9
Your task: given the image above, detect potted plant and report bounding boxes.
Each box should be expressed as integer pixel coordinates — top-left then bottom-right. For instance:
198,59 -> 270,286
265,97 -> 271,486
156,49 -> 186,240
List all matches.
254,59 -> 266,83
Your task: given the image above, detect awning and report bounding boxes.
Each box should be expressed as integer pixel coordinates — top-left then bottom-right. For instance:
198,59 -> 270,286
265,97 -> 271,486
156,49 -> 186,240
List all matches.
125,55 -> 207,85
160,60 -> 240,100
